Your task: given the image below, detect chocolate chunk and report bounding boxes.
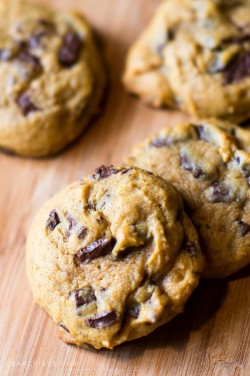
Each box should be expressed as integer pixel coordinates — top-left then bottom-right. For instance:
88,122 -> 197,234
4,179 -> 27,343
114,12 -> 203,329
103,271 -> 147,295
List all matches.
197,125 -> 209,141
85,310 -> 118,329
17,93 -> 38,116
92,165 -> 120,180
247,177 -> 250,186
185,241 -> 200,257
242,164 -> 250,178
223,52 -> 250,85
0,49 -> 12,61
58,32 -> 82,67
75,237 -> 116,264
66,214 -> 76,231
128,304 -> 141,318
46,210 -> 60,230
180,155 -> 204,179
238,220 -> 250,236
17,51 -> 42,71
78,226 -> 87,239
74,287 -> 96,308
222,33 -> 250,45
209,182 -> 229,203
151,138 -> 170,147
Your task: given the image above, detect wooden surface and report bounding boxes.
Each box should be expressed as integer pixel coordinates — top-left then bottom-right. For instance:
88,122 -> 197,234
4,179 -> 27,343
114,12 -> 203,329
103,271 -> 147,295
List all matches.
0,0 -> 250,375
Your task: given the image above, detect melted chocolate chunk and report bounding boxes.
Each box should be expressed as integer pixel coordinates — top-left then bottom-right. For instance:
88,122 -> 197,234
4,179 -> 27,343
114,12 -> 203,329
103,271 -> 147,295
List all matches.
223,52 -> 250,85
17,51 -> 42,71
78,226 -> 87,239
75,237 -> 116,264
151,138 -> 170,147
128,304 -> 141,318
74,287 -> 96,308
66,214 -> 76,231
84,203 -> 96,212
209,182 -> 229,203
92,165 -> 120,180
46,210 -> 60,230
185,241 -> 200,257
58,32 -> 82,67
0,49 -> 11,61
17,93 -> 38,116
238,220 -> 250,236
180,155 -> 204,179
85,310 -> 118,329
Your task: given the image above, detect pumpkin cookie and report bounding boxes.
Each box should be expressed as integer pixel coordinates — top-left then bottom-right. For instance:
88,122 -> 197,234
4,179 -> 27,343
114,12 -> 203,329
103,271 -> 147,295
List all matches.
0,1 -> 105,157
123,0 -> 250,121
128,119 -> 250,278
26,166 -> 204,349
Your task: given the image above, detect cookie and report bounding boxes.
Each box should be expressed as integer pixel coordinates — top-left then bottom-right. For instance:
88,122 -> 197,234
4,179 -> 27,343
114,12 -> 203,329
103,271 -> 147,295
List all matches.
26,166 -> 204,349
123,0 -> 250,121
128,119 -> 250,279
0,1 -> 105,157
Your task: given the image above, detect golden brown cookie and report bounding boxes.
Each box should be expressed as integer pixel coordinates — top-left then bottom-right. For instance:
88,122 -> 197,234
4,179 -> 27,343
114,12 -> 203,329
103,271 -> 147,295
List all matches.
26,166 -> 204,349
128,119 -> 250,278
0,1 -> 105,157
123,0 -> 250,121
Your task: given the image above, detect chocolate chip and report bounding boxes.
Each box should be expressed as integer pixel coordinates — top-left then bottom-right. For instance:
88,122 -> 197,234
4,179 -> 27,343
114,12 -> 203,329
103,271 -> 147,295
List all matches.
180,155 -> 204,179
238,220 -> 250,236
84,204 -> 96,212
85,310 -> 118,329
46,210 -> 60,230
185,241 -> 200,257
17,93 -> 38,116
151,138 -> 170,147
209,182 -> 229,203
17,51 -> 42,71
128,304 -> 141,318
223,52 -> 250,85
74,287 -> 96,308
75,237 -> 116,264
58,32 -> 82,67
58,322 -> 70,332
78,226 -> 87,239
0,49 -> 12,61
92,165 -> 120,180
66,214 -> 76,231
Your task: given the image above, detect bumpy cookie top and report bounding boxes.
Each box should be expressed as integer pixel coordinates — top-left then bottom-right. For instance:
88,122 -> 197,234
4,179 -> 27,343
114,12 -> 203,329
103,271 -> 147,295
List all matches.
123,0 -> 250,121
128,119 -> 250,278
0,1 -> 105,156
26,166 -> 204,349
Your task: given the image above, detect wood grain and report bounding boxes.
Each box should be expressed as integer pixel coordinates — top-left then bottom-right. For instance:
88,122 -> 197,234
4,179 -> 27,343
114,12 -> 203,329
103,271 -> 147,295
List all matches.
0,0 -> 249,375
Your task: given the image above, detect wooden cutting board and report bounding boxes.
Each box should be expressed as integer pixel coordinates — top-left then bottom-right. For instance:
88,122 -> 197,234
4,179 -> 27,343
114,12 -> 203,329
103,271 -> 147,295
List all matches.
0,0 -> 249,375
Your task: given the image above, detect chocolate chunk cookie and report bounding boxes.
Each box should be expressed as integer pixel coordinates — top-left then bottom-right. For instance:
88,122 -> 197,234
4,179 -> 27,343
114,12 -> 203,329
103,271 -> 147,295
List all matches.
0,1 -> 105,157
123,0 -> 250,121
128,119 -> 250,278
26,166 -> 204,349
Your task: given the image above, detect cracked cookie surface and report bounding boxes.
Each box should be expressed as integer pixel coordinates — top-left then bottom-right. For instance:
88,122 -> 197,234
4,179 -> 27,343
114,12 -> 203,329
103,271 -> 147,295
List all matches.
128,119 -> 250,278
0,1 -> 105,157
123,0 -> 250,121
26,166 -> 204,349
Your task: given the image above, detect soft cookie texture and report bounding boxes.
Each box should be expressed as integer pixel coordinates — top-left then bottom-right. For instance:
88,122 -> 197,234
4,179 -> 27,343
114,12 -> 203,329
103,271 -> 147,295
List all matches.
0,1 -> 105,157
123,0 -> 250,121
128,119 -> 250,279
26,166 -> 204,349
